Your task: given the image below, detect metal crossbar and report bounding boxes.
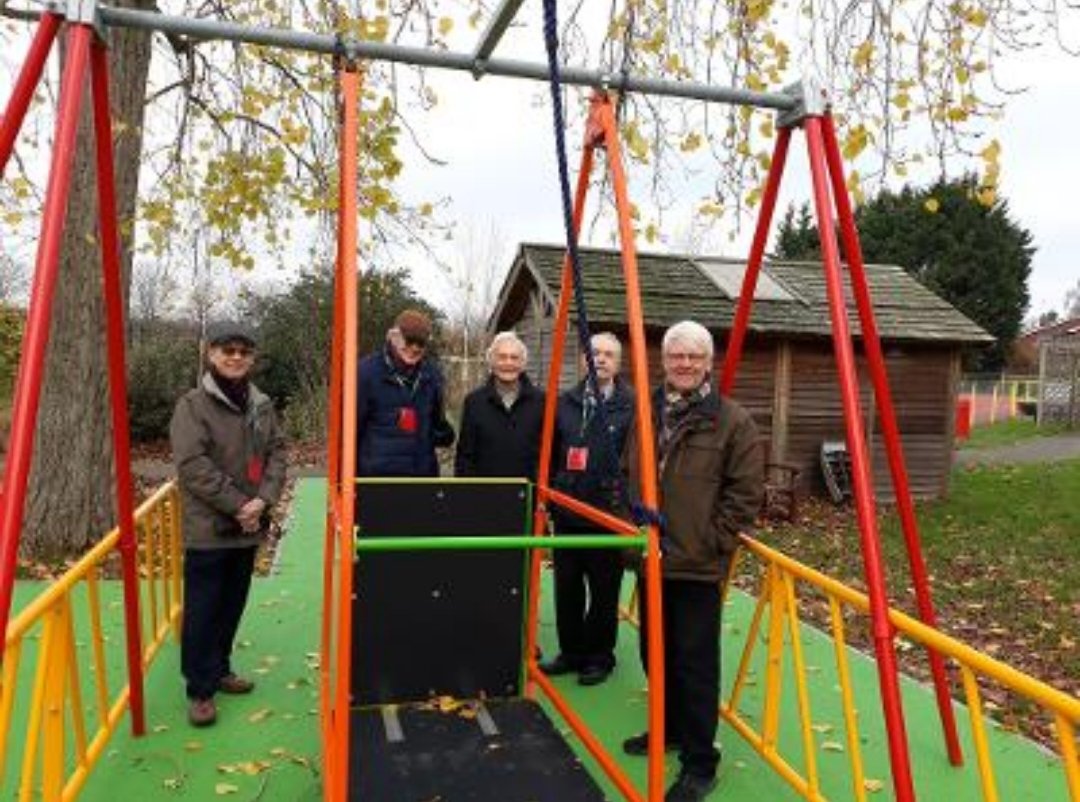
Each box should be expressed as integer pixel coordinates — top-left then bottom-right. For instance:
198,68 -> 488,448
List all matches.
3,2 -> 801,111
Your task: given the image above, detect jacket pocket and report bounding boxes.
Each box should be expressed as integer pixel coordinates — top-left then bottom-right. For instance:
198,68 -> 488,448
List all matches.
675,443 -> 721,480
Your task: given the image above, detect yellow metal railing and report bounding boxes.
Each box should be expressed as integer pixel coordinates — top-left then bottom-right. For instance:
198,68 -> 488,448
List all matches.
624,536 -> 1080,801
0,481 -> 183,802
729,538 -> 1080,801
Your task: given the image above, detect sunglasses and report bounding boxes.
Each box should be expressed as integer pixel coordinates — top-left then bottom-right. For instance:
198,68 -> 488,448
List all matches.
403,335 -> 428,349
219,345 -> 255,358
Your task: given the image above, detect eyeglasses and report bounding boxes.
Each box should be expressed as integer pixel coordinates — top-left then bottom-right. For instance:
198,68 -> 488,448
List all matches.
403,335 -> 428,349
220,345 -> 254,358
665,351 -> 708,364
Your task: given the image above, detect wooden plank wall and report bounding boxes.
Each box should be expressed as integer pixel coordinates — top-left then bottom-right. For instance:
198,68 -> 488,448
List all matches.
872,347 -> 956,500
787,343 -> 874,496
517,302 -> 959,501
784,342 -> 957,499
516,290 -> 580,391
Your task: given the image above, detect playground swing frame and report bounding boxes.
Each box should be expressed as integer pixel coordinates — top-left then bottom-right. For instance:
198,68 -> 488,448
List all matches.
0,3 -> 968,801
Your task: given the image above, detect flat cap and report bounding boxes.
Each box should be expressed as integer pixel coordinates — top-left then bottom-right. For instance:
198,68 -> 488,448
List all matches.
206,320 -> 257,348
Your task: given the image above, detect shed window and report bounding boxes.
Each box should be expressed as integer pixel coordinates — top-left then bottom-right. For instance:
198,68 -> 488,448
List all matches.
694,259 -> 798,302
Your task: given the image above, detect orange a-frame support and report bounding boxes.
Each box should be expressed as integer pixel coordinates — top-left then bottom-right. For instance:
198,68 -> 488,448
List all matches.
318,80 -> 670,800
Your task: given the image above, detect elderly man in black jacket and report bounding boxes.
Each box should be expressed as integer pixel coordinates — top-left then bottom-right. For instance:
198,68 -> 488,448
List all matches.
540,332 -> 633,686
454,331 -> 545,479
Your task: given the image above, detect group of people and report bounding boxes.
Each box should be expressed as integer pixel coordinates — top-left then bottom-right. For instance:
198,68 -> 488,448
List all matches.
170,307 -> 762,802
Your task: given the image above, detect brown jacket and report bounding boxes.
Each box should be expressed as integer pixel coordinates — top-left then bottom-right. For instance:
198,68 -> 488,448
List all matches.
170,374 -> 287,550
625,389 -> 763,582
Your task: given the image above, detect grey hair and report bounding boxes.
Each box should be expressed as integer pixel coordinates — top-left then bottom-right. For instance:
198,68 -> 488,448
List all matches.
661,320 -> 714,362
590,331 -> 622,360
486,330 -> 528,366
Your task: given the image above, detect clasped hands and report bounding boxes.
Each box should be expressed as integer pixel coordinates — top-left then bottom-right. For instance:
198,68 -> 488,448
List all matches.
237,497 -> 267,533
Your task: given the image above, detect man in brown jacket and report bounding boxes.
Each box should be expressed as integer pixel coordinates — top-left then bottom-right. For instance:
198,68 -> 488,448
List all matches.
622,320 -> 763,802
170,321 -> 287,726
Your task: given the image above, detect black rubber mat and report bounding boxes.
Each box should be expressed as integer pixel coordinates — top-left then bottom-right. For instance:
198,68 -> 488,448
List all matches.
350,698 -> 610,802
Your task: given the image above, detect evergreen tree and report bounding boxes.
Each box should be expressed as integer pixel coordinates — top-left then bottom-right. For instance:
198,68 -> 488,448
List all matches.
773,202 -> 823,261
770,175 -> 1033,371
242,267 -> 440,439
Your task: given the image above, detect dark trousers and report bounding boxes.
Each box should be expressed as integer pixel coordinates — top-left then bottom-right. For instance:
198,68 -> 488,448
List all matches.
182,546 -> 257,700
552,526 -> 624,670
637,575 -> 722,779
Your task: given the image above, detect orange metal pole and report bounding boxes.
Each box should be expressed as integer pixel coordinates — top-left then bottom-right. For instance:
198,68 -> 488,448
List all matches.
593,93 -> 665,802
526,136 -> 596,693
538,486 -> 640,536
320,126 -> 348,795
333,64 -> 362,802
529,666 -> 646,802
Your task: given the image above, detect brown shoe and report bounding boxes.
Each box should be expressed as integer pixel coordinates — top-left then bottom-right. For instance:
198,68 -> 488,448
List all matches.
188,697 -> 217,727
218,673 -> 255,695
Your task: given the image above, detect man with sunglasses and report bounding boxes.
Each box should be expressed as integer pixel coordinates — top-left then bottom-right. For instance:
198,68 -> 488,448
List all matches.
170,320 -> 287,727
356,308 -> 455,477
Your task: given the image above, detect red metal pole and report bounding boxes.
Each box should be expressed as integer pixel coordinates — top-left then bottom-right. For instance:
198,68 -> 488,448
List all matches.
90,38 -> 146,736
804,117 -> 917,802
0,12 -> 62,175
594,94 -> 665,802
526,134 -> 596,696
719,128 -> 792,396
819,112 -> 963,766
0,25 -> 92,667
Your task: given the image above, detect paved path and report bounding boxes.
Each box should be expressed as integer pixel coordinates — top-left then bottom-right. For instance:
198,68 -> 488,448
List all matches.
956,431 -> 1080,466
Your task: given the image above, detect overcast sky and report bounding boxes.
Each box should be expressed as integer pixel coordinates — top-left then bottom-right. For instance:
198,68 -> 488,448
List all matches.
394,14 -> 1080,322
1,6 -> 1075,321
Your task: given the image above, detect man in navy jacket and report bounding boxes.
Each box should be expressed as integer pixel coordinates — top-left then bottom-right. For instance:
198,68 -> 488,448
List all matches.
356,309 -> 455,476
540,332 -> 633,686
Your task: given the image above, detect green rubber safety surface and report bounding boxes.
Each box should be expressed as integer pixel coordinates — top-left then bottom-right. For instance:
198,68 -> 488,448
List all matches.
7,477 -> 1066,802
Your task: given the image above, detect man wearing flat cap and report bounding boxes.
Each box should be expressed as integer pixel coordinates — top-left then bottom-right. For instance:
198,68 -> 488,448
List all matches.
170,320 -> 287,727
356,308 -> 455,476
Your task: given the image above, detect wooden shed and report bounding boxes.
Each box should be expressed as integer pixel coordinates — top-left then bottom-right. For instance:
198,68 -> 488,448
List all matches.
489,243 -> 993,500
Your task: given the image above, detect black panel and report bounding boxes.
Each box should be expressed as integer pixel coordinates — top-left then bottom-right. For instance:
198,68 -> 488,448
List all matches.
352,481 -> 530,706
350,699 -> 609,802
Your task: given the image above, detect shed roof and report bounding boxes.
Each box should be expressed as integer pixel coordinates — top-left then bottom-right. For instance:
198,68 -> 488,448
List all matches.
492,243 -> 993,345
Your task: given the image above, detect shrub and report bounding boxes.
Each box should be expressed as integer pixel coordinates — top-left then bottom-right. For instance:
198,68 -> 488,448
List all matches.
128,333 -> 201,442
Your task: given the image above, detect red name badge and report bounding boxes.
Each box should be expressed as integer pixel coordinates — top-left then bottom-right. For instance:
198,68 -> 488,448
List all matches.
246,456 -> 264,484
566,446 -> 589,471
397,406 -> 419,433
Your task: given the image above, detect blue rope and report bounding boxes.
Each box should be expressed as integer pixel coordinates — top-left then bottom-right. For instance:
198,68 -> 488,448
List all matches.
541,1 -> 664,539
541,0 -> 600,405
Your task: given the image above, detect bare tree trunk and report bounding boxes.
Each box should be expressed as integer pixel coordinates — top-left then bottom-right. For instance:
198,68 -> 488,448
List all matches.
21,3 -> 154,560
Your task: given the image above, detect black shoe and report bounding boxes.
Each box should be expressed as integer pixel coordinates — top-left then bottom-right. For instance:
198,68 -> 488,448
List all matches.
622,731 -> 679,756
577,665 -> 612,686
665,771 -> 717,802
538,654 -> 578,676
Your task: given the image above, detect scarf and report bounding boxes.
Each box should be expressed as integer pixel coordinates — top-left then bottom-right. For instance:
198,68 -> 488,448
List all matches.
659,379 -> 712,459
210,366 -> 250,411
384,342 -> 422,395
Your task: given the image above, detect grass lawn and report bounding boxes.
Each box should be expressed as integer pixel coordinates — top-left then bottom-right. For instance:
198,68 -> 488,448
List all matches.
961,418 -> 1068,449
753,457 -> 1080,744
